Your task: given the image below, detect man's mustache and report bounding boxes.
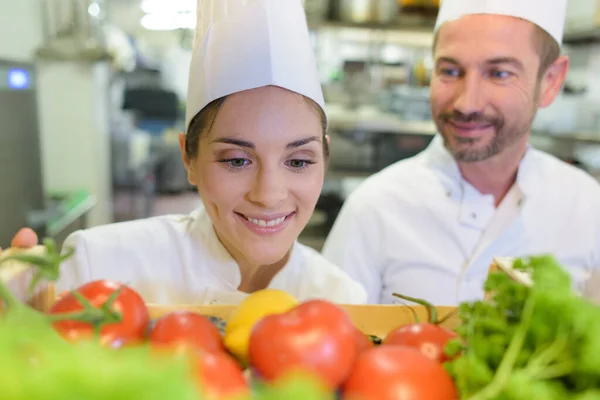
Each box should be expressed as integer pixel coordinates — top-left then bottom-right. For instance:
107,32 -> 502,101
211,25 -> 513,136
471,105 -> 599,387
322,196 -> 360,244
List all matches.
439,111 -> 500,126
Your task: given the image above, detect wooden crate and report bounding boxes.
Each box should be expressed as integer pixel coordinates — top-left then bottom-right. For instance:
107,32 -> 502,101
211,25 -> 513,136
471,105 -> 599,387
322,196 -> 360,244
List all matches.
1,246 -> 466,337
147,303 -> 459,337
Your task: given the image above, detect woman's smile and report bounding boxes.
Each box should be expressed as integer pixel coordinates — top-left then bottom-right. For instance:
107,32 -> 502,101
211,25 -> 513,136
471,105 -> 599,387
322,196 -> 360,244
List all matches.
234,211 -> 296,236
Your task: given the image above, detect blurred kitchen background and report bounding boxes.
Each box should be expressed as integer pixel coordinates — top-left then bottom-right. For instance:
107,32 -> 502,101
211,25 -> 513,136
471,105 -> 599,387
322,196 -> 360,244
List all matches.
2,0 -> 600,251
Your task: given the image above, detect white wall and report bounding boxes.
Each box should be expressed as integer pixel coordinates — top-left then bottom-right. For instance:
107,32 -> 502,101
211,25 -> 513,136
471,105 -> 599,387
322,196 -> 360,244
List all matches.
0,0 -> 43,62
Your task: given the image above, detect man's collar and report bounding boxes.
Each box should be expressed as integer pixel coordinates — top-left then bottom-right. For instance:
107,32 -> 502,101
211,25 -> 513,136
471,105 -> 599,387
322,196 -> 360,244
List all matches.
423,133 -> 535,200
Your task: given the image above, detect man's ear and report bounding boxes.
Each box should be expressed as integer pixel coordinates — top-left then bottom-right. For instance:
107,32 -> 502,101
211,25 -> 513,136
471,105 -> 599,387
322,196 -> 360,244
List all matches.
538,55 -> 569,108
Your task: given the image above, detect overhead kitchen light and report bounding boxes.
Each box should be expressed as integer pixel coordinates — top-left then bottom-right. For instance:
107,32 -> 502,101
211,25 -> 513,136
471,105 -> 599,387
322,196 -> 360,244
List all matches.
140,0 -> 195,31
141,0 -> 196,14
141,12 -> 195,30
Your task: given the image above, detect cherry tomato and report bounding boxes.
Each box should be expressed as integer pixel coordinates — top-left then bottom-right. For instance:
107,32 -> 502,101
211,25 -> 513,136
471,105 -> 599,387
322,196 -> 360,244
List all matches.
149,311 -> 224,354
249,299 -> 357,389
383,323 -> 458,363
342,345 -> 458,400
49,280 -> 149,347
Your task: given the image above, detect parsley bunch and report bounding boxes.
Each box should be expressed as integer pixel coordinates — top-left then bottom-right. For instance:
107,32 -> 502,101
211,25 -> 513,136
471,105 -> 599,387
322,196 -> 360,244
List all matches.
445,256 -> 600,400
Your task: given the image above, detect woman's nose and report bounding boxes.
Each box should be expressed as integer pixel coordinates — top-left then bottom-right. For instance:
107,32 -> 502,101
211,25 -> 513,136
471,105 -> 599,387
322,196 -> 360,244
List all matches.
247,166 -> 287,209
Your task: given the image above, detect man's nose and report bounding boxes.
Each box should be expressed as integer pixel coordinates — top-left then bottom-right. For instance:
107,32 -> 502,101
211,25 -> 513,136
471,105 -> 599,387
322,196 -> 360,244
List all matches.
247,165 -> 287,209
452,72 -> 486,116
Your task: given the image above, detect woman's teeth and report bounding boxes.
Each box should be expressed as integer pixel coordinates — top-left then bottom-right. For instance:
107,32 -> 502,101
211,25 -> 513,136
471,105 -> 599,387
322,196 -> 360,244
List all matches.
245,216 -> 286,227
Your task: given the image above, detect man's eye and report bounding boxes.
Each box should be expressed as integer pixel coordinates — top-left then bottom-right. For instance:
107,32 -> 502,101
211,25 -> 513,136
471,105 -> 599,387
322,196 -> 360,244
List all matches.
490,70 -> 512,79
439,68 -> 460,77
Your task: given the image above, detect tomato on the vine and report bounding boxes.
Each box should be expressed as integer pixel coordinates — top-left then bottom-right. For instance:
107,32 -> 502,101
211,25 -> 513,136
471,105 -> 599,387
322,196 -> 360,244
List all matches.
383,323 -> 458,363
249,299 -> 357,389
49,280 -> 149,347
384,293 -> 459,363
342,345 -> 458,400
149,311 -> 224,354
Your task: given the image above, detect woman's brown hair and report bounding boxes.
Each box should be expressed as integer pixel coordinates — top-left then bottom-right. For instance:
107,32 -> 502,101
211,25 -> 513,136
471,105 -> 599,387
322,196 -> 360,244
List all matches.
185,94 -> 329,160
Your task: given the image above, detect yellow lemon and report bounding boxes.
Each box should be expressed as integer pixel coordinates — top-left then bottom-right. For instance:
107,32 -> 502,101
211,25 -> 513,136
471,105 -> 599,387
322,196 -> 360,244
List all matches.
224,289 -> 298,365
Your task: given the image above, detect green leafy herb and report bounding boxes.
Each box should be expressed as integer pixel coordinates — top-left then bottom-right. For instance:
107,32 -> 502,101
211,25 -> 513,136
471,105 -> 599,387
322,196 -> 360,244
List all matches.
445,255 -> 600,399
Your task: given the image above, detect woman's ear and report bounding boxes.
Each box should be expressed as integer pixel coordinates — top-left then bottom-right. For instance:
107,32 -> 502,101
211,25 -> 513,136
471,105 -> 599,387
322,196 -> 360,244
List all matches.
178,133 -> 189,166
179,133 -> 198,186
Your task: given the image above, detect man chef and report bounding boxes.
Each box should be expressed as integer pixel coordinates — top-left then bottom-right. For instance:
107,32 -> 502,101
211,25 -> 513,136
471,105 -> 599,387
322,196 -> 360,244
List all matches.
322,0 -> 600,305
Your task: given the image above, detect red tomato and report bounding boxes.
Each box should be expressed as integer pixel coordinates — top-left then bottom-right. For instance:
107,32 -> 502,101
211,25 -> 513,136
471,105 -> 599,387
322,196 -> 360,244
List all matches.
59,329 -> 144,349
383,323 -> 458,363
355,329 -> 374,355
154,345 -> 249,400
249,299 -> 357,389
49,280 -> 149,347
342,345 -> 458,400
149,311 -> 224,354
194,349 -> 249,399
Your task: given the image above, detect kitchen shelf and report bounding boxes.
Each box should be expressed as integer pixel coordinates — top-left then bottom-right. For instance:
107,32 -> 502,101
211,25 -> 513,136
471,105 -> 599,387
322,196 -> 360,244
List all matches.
308,16 -> 436,32
531,130 -> 600,144
563,28 -> 600,45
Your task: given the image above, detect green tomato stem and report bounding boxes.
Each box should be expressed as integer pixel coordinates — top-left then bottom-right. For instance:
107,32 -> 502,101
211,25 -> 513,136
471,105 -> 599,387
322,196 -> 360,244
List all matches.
47,289 -> 123,334
437,308 -> 459,326
0,239 -> 122,339
46,308 -> 121,326
392,292 -> 437,324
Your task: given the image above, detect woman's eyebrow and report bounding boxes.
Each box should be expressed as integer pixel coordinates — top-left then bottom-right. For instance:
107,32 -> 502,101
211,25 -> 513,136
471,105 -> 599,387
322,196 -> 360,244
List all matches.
211,136 -> 320,150
286,136 -> 320,150
211,137 -> 254,148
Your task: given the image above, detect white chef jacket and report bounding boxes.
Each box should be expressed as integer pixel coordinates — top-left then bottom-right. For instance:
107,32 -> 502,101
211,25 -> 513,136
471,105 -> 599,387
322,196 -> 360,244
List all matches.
55,205 -> 367,305
322,134 -> 600,306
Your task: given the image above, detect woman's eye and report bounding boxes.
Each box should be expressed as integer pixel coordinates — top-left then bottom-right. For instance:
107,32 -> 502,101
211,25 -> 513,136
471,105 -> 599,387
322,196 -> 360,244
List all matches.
289,160 -> 306,168
286,159 -> 316,170
219,158 -> 250,169
229,158 -> 247,167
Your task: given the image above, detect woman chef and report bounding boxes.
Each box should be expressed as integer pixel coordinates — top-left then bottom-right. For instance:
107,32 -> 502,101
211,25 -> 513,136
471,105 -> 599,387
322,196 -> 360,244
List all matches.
6,0 -> 368,305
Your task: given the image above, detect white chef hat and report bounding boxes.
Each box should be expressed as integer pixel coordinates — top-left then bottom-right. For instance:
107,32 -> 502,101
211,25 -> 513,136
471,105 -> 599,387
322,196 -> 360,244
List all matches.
434,0 -> 568,46
185,0 -> 326,133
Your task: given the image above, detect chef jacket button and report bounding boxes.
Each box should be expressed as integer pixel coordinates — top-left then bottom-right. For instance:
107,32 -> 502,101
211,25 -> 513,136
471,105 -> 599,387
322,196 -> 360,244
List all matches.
471,212 -> 477,219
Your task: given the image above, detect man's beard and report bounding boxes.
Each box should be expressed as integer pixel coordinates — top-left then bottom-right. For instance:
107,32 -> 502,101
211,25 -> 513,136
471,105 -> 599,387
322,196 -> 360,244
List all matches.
435,107 -> 534,163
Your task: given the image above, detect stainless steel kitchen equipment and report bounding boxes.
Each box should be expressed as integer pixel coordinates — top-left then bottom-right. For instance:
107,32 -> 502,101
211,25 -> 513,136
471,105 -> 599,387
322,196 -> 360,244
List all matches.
0,59 -> 94,249
333,0 -> 400,24
303,0 -> 331,24
0,60 -> 46,248
37,0 -> 110,61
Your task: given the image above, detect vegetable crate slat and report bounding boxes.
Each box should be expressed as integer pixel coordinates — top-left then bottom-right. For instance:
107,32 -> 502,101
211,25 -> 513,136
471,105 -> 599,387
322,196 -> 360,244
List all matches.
2,265 -> 461,338
2,254 -> 525,337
